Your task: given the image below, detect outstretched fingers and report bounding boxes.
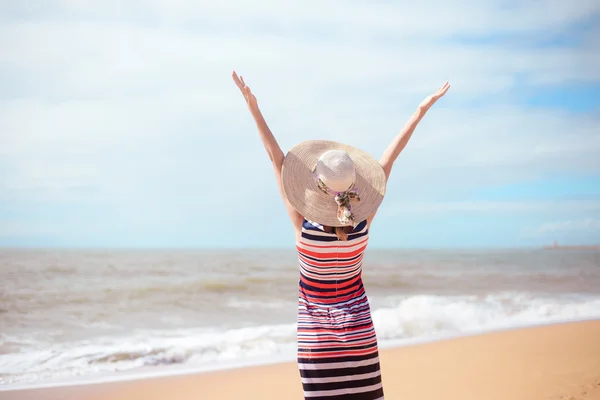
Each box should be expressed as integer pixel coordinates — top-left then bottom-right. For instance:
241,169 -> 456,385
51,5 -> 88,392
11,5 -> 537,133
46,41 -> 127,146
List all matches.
232,71 -> 252,102
232,71 -> 245,92
437,81 -> 450,95
432,81 -> 450,99
233,71 -> 255,96
232,71 -> 241,85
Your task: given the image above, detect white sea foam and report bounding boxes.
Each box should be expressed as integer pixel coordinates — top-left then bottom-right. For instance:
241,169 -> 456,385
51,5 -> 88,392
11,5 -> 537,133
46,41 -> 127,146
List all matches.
371,292 -> 600,339
2,291 -> 600,388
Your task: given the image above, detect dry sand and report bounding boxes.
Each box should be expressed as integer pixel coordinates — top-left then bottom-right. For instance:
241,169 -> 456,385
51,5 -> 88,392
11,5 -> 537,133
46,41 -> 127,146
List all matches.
3,319 -> 600,400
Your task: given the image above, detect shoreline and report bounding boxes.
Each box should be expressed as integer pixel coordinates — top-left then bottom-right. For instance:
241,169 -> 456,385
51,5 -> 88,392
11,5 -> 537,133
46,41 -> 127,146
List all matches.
3,318 -> 600,400
3,317 -> 600,394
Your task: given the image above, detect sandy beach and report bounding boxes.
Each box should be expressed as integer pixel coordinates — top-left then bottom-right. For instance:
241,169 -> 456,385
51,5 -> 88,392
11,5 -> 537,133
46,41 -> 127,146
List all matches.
3,319 -> 599,400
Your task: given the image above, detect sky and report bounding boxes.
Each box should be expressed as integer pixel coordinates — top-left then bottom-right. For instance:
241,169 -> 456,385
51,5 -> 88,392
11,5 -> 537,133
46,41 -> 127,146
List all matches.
0,0 -> 599,249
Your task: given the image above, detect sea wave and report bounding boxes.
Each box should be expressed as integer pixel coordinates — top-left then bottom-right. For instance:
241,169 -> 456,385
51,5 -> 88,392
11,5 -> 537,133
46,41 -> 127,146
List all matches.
2,291 -> 600,387
0,324 -> 297,386
371,292 -> 600,339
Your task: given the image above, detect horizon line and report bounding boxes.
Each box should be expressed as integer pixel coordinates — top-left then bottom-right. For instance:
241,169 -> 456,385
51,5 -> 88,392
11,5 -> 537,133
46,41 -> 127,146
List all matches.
1,245 -> 597,251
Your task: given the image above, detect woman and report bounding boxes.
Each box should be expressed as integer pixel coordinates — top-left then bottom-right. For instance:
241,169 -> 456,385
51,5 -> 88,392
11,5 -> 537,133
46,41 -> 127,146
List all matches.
232,71 -> 449,399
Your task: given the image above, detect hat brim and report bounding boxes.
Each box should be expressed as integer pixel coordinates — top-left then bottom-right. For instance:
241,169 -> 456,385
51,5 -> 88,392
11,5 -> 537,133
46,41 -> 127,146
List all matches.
281,140 -> 387,227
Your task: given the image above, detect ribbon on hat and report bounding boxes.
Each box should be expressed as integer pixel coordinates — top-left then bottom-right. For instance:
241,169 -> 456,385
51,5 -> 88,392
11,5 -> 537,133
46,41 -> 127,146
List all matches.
314,174 -> 361,227
334,190 -> 360,226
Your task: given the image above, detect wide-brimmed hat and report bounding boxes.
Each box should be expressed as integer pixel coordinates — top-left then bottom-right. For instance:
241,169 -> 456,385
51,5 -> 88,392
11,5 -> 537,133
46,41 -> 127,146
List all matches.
281,140 -> 386,228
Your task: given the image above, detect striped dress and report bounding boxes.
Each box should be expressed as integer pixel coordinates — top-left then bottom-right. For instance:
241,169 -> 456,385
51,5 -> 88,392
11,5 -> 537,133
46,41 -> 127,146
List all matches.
296,219 -> 384,400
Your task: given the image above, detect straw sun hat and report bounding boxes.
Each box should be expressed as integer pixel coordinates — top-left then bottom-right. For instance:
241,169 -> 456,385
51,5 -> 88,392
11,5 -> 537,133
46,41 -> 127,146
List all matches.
281,140 -> 387,228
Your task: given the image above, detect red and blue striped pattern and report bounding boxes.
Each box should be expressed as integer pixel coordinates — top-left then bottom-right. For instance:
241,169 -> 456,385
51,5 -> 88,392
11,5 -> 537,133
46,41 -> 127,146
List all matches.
296,219 -> 384,399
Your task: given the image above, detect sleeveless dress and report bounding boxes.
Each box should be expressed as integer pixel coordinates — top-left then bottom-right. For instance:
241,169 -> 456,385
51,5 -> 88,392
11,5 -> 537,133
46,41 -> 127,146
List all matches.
296,219 -> 385,400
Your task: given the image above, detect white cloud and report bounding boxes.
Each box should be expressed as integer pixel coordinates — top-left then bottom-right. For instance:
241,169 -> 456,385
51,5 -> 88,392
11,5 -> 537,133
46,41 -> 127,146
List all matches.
10,0 -> 599,36
0,0 -> 599,242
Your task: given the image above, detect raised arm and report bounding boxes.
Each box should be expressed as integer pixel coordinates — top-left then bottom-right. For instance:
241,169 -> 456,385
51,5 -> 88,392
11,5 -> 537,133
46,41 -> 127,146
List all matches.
232,71 -> 304,233
379,81 -> 450,180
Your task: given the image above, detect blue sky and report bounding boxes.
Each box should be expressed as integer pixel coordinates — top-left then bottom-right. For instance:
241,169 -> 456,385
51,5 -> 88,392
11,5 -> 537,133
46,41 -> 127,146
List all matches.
0,1 -> 599,249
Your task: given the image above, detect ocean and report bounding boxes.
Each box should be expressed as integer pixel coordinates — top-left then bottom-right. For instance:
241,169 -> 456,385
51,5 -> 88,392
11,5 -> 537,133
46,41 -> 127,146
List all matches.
1,248 -> 599,389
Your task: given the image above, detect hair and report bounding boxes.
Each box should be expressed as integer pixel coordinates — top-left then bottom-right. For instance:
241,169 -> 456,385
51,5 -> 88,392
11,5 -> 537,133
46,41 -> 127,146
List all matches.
334,226 -> 349,241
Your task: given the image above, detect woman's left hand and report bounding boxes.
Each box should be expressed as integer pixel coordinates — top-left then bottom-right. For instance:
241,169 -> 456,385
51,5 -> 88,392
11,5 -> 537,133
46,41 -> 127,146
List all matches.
418,81 -> 450,112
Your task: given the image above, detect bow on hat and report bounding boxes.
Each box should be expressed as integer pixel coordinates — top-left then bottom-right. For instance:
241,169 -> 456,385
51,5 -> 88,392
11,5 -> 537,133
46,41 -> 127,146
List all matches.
315,176 -> 361,227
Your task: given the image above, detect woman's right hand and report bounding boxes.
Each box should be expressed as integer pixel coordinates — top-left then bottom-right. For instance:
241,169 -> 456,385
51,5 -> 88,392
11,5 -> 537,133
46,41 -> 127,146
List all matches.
232,71 -> 258,113
417,81 -> 450,113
